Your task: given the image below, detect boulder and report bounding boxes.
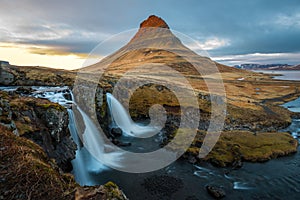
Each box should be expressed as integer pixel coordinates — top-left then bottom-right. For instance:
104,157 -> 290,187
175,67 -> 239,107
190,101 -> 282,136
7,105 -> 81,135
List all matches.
112,139 -> 131,147
206,185 -> 226,199
75,182 -> 128,200
15,86 -> 35,95
110,127 -> 122,137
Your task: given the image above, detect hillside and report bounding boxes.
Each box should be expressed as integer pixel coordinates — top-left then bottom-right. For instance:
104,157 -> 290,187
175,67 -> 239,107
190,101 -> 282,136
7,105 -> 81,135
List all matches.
74,15 -> 300,167
0,64 -> 75,86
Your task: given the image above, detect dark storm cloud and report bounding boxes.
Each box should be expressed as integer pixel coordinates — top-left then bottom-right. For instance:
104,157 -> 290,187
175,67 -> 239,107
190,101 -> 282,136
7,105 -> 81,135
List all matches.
0,0 -> 300,63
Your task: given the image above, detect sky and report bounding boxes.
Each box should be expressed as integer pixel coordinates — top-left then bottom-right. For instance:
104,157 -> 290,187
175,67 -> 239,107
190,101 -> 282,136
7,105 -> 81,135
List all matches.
0,0 -> 300,69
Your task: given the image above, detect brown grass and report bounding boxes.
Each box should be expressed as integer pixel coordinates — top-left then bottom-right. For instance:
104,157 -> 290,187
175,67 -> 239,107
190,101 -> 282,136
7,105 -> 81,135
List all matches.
0,125 -> 77,199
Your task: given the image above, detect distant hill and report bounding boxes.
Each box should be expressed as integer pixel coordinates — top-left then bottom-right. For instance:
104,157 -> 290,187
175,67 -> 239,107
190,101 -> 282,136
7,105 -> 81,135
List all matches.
234,63 -> 300,70
0,64 -> 75,86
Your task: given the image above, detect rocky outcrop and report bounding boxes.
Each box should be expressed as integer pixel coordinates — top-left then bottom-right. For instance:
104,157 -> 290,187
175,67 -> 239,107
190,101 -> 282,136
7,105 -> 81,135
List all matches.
75,182 -> 128,200
140,15 -> 170,29
0,93 -> 18,135
0,91 -> 76,172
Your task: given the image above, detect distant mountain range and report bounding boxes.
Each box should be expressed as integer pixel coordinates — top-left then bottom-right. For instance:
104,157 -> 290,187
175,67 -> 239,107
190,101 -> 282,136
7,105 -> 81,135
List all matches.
234,63 -> 300,70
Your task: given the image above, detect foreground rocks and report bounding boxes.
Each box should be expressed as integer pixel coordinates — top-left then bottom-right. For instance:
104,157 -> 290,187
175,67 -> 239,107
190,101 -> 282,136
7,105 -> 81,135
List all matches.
206,185 -> 226,199
0,91 -> 76,172
75,182 -> 127,200
0,125 -> 127,200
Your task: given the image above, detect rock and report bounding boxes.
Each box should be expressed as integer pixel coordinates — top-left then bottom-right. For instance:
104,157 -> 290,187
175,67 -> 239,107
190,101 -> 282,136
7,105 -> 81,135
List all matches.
188,155 -> 197,164
15,87 -> 34,95
232,159 -> 243,170
118,141 -> 131,147
112,139 -> 131,147
140,15 -> 169,29
110,127 -> 122,137
206,185 -> 226,199
32,106 -> 77,172
0,91 -> 77,172
63,93 -> 72,101
75,182 -> 128,200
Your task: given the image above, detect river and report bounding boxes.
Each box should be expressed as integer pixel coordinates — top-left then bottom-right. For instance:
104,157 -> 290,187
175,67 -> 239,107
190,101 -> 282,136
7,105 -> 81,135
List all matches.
70,80 -> 300,199
253,70 -> 300,81
1,71 -> 300,199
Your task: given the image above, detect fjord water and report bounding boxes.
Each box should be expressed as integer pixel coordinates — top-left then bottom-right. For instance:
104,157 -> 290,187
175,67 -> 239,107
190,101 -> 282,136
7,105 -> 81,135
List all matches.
253,70 -> 300,81
4,83 -> 298,199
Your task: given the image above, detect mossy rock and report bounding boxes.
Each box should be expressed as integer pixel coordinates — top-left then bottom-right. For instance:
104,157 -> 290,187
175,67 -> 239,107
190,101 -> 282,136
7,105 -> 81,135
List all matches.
203,131 -> 298,166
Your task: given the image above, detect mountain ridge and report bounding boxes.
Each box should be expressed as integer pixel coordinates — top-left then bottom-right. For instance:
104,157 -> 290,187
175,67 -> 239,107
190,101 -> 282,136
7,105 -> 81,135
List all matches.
82,15 -> 243,76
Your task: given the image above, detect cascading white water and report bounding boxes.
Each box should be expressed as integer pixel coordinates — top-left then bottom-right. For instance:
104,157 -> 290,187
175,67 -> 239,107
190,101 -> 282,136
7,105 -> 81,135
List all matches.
68,93 -> 124,185
29,86 -> 115,185
29,87 -> 164,184
106,93 -> 159,138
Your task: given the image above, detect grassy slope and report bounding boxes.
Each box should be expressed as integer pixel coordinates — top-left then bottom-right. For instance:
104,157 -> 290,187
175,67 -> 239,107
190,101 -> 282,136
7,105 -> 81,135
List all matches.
0,125 -> 76,199
0,125 -> 127,200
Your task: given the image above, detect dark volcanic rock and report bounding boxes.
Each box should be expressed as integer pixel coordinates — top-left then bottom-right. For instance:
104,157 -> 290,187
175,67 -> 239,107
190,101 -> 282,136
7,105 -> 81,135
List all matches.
26,105 -> 77,172
112,139 -> 131,147
206,185 -> 226,199
110,127 -> 123,137
15,86 -> 35,95
232,159 -> 243,170
0,91 -> 76,172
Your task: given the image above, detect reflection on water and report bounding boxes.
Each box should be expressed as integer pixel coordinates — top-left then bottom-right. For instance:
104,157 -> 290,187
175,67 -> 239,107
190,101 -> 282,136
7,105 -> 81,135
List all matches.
253,70 -> 300,81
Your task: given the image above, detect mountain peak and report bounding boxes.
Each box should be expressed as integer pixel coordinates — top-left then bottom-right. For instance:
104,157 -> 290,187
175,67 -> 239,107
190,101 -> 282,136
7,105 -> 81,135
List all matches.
140,15 -> 169,29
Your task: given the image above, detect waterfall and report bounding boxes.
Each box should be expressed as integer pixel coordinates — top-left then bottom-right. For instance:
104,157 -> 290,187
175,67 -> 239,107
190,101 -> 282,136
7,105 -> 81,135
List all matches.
30,87 -> 164,184
69,95 -> 124,185
68,107 -> 112,186
106,93 -> 159,138
30,86 -> 116,185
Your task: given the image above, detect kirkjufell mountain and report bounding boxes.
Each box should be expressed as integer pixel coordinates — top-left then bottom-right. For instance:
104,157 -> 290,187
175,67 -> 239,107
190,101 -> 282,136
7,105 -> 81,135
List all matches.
83,15 -> 242,76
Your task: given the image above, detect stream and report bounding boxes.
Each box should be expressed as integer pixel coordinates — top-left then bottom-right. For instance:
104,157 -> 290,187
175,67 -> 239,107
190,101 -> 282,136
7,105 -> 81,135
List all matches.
1,83 -> 300,199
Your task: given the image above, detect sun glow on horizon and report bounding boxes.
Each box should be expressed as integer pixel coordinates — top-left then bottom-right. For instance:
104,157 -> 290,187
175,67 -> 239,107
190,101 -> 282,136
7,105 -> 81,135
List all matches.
0,43 -> 87,70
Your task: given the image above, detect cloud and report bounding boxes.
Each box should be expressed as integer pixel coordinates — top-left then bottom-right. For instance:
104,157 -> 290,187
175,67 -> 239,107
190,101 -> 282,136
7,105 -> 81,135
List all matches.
186,38 -> 230,51
274,13 -> 300,28
0,42 -> 89,59
1,0 -> 300,68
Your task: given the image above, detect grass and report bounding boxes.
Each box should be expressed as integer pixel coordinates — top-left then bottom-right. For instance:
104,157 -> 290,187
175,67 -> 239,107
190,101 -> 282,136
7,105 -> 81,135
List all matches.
202,131 -> 298,167
0,125 -> 127,200
0,125 -> 77,199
